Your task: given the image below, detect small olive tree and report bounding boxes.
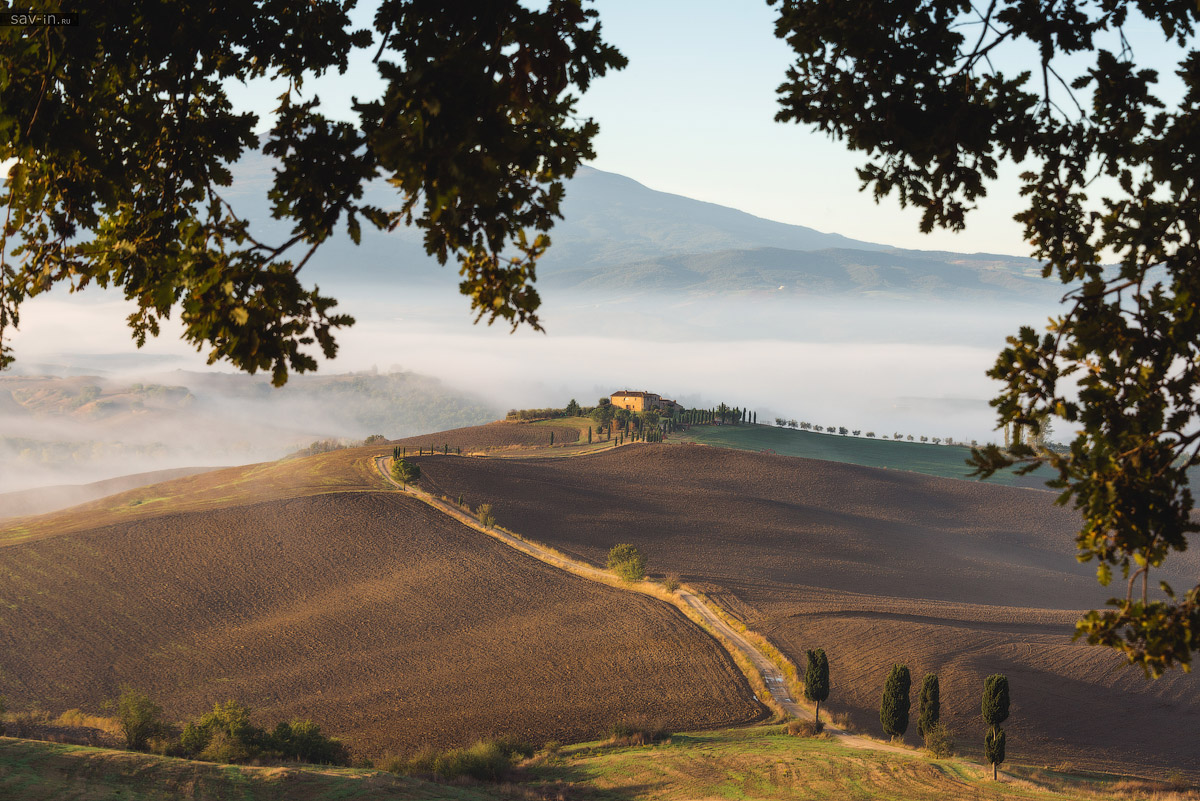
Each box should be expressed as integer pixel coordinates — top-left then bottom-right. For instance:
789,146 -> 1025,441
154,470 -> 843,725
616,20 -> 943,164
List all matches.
607,543 -> 646,582
476,503 -> 496,528
391,457 -> 420,487
115,687 -> 164,751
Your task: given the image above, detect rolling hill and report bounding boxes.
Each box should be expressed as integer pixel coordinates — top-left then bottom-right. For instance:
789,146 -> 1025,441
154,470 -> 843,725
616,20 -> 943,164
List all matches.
0,438 -> 763,757
224,152 -> 1054,304
414,443 -> 1200,780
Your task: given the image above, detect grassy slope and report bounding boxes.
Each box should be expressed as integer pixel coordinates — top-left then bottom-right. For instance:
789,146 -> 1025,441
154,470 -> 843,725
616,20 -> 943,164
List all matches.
0,445 -> 387,546
0,729 -> 1173,801
0,738 -> 490,801
672,423 -> 1056,488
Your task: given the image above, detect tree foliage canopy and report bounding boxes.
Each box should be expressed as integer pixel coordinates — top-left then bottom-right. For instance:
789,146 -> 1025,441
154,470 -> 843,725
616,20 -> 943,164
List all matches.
879,663 -> 911,737
773,0 -> 1200,676
0,1 -> 624,384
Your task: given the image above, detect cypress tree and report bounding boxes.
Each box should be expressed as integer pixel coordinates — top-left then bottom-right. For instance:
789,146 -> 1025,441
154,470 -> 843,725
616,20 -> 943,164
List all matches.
984,728 -> 1006,780
588,426 -> 593,443
550,431 -> 554,446
982,674 -> 1010,779
880,664 -> 911,738
917,673 -> 940,737
804,648 -> 830,724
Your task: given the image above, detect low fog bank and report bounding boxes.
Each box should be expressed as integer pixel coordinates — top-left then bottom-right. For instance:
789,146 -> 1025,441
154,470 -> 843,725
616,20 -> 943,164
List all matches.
2,284 -> 1065,493
0,354 -> 497,494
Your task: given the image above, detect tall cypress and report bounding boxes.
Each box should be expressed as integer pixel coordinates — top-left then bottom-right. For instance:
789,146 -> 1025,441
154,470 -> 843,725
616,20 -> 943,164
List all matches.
804,648 -> 830,724
982,674 -> 1010,780
880,664 -> 911,738
917,673 -> 940,737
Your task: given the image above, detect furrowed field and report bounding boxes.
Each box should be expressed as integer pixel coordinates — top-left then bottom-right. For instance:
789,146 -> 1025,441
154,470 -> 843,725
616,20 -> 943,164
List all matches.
415,443 -> 1200,780
0,460 -> 765,756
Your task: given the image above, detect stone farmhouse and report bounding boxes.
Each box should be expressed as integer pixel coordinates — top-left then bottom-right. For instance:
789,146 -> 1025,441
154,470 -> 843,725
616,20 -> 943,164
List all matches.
610,390 -> 684,415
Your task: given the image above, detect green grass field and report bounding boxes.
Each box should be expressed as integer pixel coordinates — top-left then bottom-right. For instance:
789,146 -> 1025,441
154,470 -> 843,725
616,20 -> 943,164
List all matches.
2,728 -> 1178,801
672,424 -> 1057,489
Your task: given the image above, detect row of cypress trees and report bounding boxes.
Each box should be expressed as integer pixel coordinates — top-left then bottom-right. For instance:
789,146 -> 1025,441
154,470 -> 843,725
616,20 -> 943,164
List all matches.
805,652 -> 1011,779
880,664 -> 1010,778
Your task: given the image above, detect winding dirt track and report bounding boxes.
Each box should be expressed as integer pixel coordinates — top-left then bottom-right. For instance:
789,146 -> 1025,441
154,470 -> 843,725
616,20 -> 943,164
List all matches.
374,454 -> 912,758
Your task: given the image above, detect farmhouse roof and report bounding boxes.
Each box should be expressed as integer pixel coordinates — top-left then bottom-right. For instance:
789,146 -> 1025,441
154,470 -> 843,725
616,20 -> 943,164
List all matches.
612,389 -> 656,398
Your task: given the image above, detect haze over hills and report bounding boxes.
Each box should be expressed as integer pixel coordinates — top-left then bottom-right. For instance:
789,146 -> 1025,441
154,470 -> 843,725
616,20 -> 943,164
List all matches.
226,155 -> 1053,303
0,369 -> 496,495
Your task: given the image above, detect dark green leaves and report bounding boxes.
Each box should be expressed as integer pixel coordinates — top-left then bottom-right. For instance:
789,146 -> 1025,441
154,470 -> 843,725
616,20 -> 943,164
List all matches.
0,1 -> 624,381
774,0 -> 1200,676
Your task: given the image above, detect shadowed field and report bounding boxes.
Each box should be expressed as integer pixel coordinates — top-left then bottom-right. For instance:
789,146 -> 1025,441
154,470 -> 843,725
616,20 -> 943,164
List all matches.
415,443 -> 1200,779
0,490 -> 764,756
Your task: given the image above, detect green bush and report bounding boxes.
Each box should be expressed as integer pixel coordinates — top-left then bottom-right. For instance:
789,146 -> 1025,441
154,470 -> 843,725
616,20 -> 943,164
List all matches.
477,503 -> 496,528
663,573 -> 681,593
115,688 -> 164,752
923,722 -> 956,757
269,720 -> 350,765
785,718 -> 825,737
178,701 -> 349,766
607,543 -> 646,581
385,738 -> 530,781
391,457 -> 420,485
609,721 -> 670,746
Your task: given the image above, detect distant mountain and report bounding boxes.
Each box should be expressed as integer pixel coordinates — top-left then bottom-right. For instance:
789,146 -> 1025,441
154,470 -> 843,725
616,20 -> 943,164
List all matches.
539,167 -> 888,270
225,155 -> 1053,302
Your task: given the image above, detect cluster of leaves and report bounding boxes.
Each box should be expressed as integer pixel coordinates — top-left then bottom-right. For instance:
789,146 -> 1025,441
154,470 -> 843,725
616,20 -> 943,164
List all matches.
383,737 -> 533,782
178,700 -> 349,765
0,1 -> 625,383
390,456 -> 420,485
606,543 -> 646,582
773,0 -> 1200,676
803,648 -> 829,723
879,663 -> 911,738
113,690 -> 348,765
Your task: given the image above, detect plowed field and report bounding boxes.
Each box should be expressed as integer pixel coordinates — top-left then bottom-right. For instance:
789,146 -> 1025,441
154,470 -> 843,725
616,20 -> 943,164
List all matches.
416,444 -> 1200,779
0,491 -> 764,755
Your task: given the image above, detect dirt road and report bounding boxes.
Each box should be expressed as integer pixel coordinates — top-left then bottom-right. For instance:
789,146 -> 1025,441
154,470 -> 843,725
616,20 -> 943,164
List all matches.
374,454 -> 913,757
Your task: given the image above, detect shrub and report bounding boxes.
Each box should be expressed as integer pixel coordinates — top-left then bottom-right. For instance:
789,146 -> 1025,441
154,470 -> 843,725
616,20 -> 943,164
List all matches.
0,695 -> 5,736
391,457 -> 420,485
385,738 -> 528,781
269,720 -> 350,765
115,688 -> 164,751
607,543 -> 646,581
179,701 -> 264,762
477,503 -> 496,528
609,721 -> 670,746
923,722 -> 956,758
785,718 -> 824,737
663,573 -> 681,593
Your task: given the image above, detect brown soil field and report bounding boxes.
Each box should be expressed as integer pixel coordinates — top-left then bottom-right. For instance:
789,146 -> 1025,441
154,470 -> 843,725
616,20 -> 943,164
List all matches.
415,443 -> 1200,779
0,490 -> 764,756
0,423 -> 584,545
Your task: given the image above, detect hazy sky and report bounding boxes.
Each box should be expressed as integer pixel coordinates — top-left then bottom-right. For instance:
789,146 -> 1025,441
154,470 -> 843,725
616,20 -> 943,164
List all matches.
222,1 -> 1191,257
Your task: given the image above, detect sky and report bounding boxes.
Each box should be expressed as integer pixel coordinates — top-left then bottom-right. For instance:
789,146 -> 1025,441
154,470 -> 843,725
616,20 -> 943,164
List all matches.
221,1 -> 1190,258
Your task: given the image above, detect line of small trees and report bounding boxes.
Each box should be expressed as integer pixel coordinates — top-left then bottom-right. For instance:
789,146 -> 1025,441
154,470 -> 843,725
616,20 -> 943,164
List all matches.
773,418 -> 976,446
799,653 -> 1010,778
